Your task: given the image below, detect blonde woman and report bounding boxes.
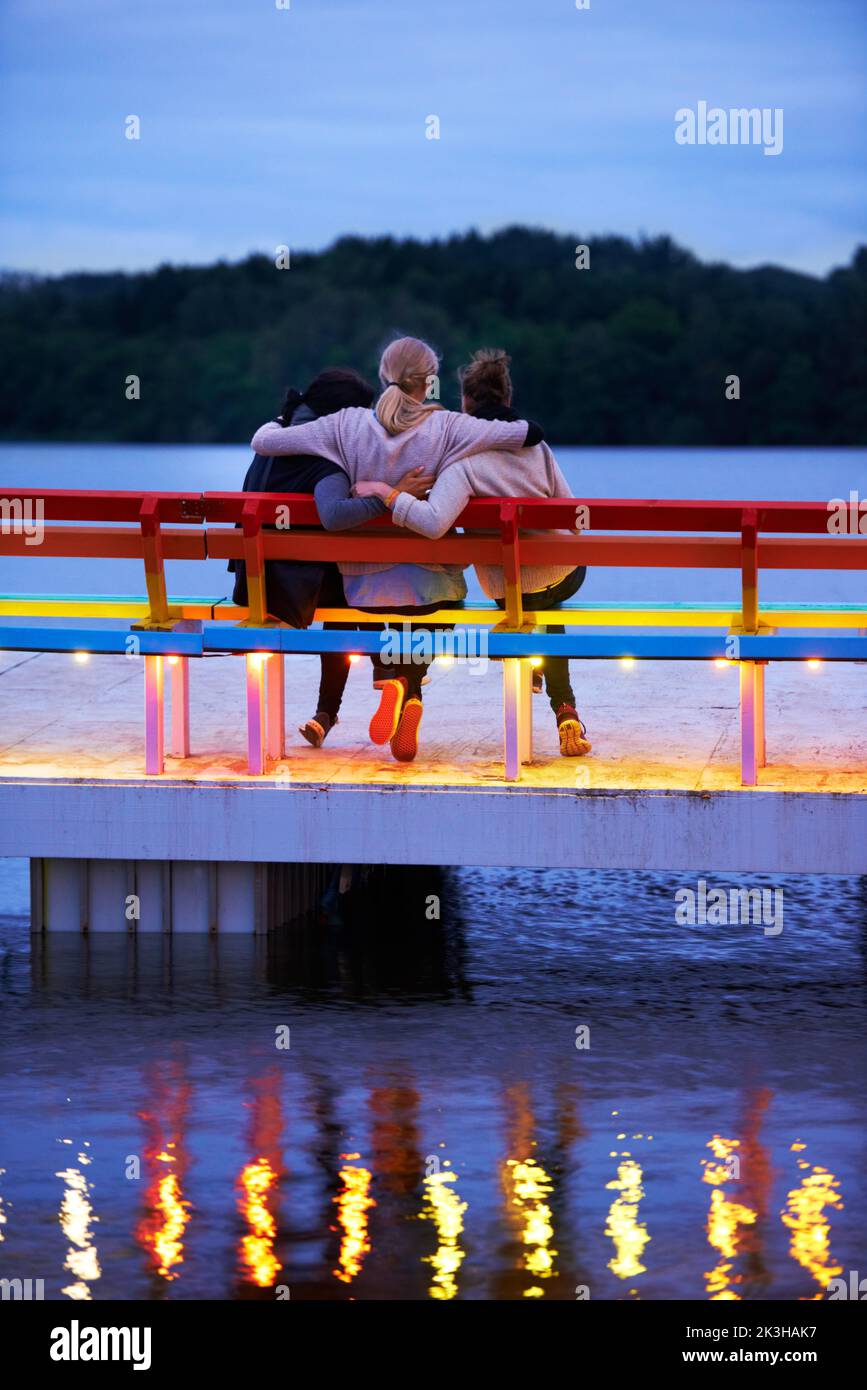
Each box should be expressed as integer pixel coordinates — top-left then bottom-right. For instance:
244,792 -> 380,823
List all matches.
354,349 -> 591,758
250,336 -> 544,762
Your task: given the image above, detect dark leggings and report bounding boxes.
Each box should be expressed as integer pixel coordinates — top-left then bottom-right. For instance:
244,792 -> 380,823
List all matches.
496,567 -> 586,713
314,569 -> 361,720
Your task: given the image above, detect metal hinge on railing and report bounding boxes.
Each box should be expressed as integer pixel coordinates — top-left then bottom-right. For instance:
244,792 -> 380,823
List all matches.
179,499 -> 207,522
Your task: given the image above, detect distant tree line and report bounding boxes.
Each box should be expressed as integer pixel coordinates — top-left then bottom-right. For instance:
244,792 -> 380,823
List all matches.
0,227 -> 864,444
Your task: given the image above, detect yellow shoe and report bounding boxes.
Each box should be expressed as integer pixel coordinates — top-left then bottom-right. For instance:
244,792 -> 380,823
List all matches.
556,704 -> 592,757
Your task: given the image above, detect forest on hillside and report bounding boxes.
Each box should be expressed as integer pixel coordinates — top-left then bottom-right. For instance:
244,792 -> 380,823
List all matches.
1,227 -> 864,445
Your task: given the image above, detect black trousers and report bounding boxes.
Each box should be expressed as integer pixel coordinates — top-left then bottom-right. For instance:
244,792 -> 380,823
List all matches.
315,567 -> 360,719
496,567 -> 586,713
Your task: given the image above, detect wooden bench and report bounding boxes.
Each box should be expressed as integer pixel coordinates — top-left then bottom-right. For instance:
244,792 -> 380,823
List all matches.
1,489 -> 865,782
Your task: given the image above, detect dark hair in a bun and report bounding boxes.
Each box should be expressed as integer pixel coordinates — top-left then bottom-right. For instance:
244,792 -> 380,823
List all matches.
459,347 -> 513,411
278,367 -> 375,424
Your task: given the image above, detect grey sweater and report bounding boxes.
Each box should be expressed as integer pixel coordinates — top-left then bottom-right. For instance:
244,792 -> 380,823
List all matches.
391,442 -> 578,599
250,406 -> 534,606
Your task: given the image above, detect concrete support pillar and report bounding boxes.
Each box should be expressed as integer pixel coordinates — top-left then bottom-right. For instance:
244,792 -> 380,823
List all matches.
30,859 -> 329,933
135,861 -> 169,933
170,861 -> 214,934
33,858 -> 85,932
216,862 -> 262,934
87,859 -> 132,932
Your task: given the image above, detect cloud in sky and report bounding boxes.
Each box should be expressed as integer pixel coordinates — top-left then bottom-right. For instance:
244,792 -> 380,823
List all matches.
0,0 -> 864,275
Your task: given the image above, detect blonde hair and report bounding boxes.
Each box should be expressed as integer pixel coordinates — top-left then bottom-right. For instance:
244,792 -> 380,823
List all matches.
459,347 -> 512,411
375,336 -> 442,435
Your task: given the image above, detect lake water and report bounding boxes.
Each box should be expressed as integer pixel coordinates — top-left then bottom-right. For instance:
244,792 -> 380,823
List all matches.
0,445 -> 865,1300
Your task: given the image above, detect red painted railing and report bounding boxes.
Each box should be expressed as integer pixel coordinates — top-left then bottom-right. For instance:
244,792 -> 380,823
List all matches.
1,489 -> 864,630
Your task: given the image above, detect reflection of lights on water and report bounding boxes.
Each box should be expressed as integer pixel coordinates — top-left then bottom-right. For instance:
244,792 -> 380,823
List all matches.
0,1168 -> 7,1241
604,1159 -> 649,1281
239,1159 -> 280,1287
781,1147 -> 843,1298
420,1164 -> 467,1301
505,1156 -> 558,1297
55,1166 -> 101,1300
702,1135 -> 757,1300
138,1147 -> 191,1281
332,1162 -> 375,1285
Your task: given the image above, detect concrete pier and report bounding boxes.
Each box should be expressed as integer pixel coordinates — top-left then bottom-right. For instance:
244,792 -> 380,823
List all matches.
1,649 -> 865,903
29,857 -> 331,933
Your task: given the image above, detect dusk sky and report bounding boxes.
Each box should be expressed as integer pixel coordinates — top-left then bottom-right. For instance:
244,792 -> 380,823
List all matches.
1,0 -> 865,276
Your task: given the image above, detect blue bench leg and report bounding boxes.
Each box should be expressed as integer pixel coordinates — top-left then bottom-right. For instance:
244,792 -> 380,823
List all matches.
266,653 -> 285,761
170,655 -> 190,758
246,654 -> 266,775
144,655 -> 164,775
503,658 -> 522,782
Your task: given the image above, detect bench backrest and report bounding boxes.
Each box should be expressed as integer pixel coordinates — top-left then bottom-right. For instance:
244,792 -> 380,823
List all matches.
1,489 -> 864,630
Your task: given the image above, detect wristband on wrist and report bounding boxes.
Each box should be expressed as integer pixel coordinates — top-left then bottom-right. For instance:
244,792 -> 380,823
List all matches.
385,488 -> 399,508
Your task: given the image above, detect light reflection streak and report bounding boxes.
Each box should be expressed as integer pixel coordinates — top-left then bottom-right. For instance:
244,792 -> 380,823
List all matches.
136,1065 -> 192,1283
55,1162 -> 101,1300
505,1157 -> 558,1295
238,1160 -> 280,1287
702,1135 -> 757,1300
420,1162 -> 467,1300
236,1072 -> 284,1290
604,1157 -> 649,1282
781,1145 -> 843,1298
501,1084 -> 559,1298
332,1157 -> 375,1285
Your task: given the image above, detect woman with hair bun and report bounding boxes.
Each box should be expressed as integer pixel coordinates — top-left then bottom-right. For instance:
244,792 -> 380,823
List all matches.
354,348 -> 591,758
250,336 -> 545,762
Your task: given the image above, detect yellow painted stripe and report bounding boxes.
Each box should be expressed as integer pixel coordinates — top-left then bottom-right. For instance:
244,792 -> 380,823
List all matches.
310,606 -> 867,629
0,599 -> 213,619
3,598 -> 863,629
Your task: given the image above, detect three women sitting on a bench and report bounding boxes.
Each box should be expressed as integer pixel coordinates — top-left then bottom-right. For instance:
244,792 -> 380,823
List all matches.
249,335 -> 590,762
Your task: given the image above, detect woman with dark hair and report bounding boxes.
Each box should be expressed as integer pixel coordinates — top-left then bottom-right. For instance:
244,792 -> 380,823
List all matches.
232,367 -> 432,746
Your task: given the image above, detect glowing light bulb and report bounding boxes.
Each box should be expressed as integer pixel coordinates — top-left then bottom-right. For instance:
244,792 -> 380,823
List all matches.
807,659 -> 821,671
167,656 -> 179,667
714,658 -> 728,669
530,657 -> 544,668
620,657 -> 635,670
73,651 -> 90,664
348,653 -> 361,664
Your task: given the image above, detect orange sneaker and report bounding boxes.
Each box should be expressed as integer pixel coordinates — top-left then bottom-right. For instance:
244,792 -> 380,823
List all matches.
369,677 -> 407,744
556,704 -> 592,757
390,697 -> 423,762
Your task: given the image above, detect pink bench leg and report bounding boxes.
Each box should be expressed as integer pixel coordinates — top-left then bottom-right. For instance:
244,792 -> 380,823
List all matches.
266,653 -> 285,761
755,662 -> 766,768
144,655 -> 164,775
519,659 -> 533,765
246,654 -> 266,775
739,661 -> 758,786
503,658 -> 522,782
170,656 -> 190,758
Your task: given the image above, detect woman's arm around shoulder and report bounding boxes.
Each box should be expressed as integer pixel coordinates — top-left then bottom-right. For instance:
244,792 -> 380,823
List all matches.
250,412 -> 341,460
390,462 -> 473,539
313,472 -> 386,531
439,410 -> 544,465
